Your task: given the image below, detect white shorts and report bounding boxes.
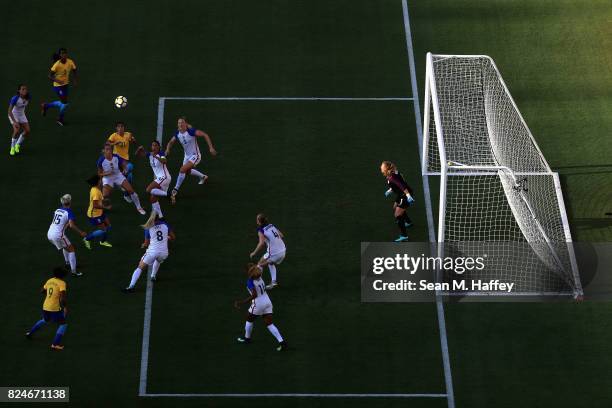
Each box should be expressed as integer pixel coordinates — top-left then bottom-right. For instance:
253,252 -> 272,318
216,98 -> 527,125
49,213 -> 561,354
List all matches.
264,251 -> 286,265
102,173 -> 126,188
248,297 -> 273,316
183,154 -> 201,167
48,233 -> 70,250
8,112 -> 28,125
141,250 -> 168,266
154,175 -> 172,192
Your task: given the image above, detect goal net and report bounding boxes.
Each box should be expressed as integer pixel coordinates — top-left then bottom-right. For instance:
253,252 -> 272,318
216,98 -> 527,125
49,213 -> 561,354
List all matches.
423,53 -> 582,297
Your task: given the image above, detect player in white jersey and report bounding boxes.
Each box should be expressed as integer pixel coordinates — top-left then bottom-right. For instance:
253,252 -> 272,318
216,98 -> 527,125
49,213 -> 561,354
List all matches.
47,194 -> 88,276
250,214 -> 286,289
234,264 -> 287,351
123,212 -> 175,292
135,141 -> 173,217
164,117 -> 217,201
97,143 -> 145,215
8,84 -> 31,156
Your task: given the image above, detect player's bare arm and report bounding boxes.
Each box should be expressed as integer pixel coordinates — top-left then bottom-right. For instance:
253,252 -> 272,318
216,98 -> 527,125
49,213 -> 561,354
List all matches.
68,220 -> 87,237
196,130 -> 217,155
164,137 -> 176,156
7,102 -> 16,123
234,289 -> 257,309
250,232 -> 266,258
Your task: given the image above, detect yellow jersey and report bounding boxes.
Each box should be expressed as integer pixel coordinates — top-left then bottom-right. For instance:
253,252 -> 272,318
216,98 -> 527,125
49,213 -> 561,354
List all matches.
51,58 -> 77,87
43,277 -> 66,312
107,132 -> 133,160
87,187 -> 104,218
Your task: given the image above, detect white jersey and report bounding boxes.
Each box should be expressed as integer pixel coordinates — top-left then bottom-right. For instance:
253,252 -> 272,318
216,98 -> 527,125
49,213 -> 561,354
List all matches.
258,224 -> 286,256
47,207 -> 75,237
247,276 -> 273,315
9,94 -> 29,115
174,128 -> 200,158
145,221 -> 171,253
97,154 -> 124,177
147,152 -> 170,181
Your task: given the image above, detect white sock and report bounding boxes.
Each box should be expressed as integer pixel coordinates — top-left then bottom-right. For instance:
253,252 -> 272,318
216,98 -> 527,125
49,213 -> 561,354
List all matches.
152,202 -> 163,217
130,192 -> 142,209
151,260 -> 161,278
129,267 -> 142,288
268,264 -> 277,282
245,321 -> 253,338
11,138 -> 16,147
16,133 -> 24,145
62,249 -> 70,264
267,324 -> 283,342
68,252 -> 77,273
175,173 -> 186,190
150,188 -> 167,197
190,169 -> 205,178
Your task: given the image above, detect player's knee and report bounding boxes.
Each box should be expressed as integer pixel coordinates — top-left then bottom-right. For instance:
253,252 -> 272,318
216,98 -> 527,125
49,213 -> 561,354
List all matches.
67,245 -> 75,252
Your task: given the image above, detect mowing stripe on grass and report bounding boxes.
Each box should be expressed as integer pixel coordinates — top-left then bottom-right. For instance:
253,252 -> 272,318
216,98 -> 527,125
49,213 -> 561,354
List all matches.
401,1 -> 456,407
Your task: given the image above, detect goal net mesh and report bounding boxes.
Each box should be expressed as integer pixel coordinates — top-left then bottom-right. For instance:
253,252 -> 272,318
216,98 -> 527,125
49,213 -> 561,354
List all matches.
425,55 -> 581,296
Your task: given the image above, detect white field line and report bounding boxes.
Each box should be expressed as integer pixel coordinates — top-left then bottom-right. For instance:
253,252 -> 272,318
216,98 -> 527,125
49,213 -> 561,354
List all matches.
161,96 -> 413,101
143,393 -> 447,398
138,278 -> 154,396
401,1 -> 456,408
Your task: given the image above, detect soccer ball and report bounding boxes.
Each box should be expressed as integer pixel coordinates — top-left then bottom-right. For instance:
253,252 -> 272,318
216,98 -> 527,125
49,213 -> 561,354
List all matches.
115,96 -> 128,108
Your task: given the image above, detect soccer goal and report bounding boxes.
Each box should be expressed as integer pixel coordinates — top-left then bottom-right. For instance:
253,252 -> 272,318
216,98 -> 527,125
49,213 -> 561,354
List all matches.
423,53 -> 583,297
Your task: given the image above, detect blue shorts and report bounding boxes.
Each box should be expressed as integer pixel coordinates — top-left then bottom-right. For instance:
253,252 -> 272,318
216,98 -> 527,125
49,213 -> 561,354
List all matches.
43,310 -> 65,323
88,214 -> 107,226
53,85 -> 69,97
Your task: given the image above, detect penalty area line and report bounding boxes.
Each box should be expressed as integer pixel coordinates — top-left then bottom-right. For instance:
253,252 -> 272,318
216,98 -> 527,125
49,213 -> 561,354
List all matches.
142,393 -> 448,398
159,96 -> 413,101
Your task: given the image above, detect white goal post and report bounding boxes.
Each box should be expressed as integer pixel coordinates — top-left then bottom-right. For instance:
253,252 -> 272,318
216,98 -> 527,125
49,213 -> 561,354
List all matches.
423,53 -> 582,297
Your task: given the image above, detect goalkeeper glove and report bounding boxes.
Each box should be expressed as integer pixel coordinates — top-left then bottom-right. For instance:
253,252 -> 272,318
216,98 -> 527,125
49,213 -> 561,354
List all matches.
384,189 -> 393,197
406,194 -> 415,206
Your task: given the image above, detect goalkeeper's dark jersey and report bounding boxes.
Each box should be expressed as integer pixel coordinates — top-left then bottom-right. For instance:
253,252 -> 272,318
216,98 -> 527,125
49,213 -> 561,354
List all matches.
387,171 -> 413,199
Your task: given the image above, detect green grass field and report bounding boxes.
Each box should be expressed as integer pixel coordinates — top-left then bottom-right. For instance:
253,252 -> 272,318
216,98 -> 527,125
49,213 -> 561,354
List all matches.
2,1 -> 611,407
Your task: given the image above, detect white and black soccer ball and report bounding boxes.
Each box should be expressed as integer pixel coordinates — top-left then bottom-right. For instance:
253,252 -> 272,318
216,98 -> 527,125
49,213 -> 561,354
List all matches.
115,96 -> 128,108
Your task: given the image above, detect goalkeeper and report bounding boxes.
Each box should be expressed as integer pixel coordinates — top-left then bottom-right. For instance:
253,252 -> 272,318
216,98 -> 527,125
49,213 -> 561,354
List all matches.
380,161 -> 415,242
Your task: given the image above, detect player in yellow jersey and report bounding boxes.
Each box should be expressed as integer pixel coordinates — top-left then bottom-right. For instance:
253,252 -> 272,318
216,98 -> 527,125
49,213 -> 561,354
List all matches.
83,175 -> 113,249
41,48 -> 78,126
26,267 -> 69,350
107,122 -> 136,203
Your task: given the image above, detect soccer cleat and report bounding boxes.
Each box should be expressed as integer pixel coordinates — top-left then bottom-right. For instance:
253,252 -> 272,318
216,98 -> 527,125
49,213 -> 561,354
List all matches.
198,175 -> 209,185
237,336 -> 251,344
150,275 -> 157,282
394,235 -> 409,242
25,332 -> 32,340
405,221 -> 413,228
41,103 -> 47,116
122,287 -> 135,294
137,207 -> 146,215
56,119 -> 64,126
9,146 -> 15,156
123,194 -> 133,203
265,281 -> 278,290
83,239 -> 91,250
71,271 -> 83,277
50,344 -> 64,351
14,144 -> 20,154
100,241 -> 113,248
276,341 -> 287,351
